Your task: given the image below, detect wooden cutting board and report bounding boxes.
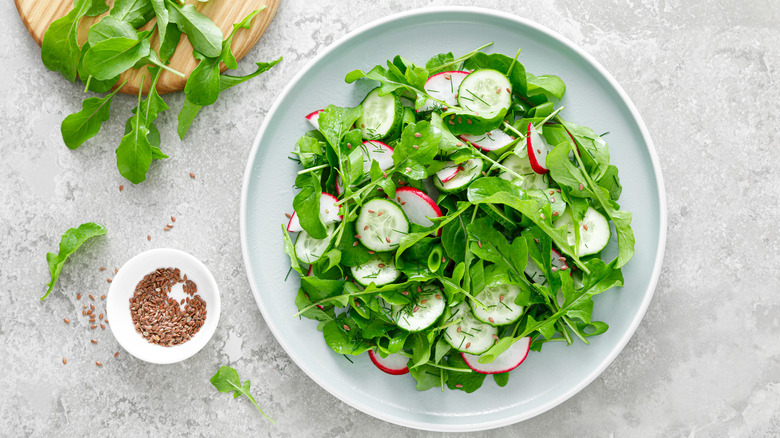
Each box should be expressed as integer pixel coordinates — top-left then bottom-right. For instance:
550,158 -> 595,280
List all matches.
15,0 -> 280,94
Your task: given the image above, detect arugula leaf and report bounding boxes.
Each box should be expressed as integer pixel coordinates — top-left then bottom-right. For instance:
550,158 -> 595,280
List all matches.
210,366 -> 275,424
466,217 -> 529,282
115,77 -> 153,184
85,0 -> 108,17
83,37 -> 151,80
464,51 -> 527,97
110,0 -> 155,28
61,82 -> 125,150
318,105 -> 363,154
42,222 -> 107,300
409,364 -> 444,391
408,332 -> 432,369
77,42 -> 119,93
158,23 -> 181,63
219,58 -> 282,90
149,0 -> 169,54
41,0 -> 93,82
425,51 -> 454,72
322,318 -> 372,355
184,52 -> 221,106
167,1 -> 223,58
87,16 -> 136,45
221,8 -> 264,70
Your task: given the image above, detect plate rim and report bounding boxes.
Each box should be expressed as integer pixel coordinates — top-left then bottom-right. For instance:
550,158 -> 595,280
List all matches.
240,5 -> 667,432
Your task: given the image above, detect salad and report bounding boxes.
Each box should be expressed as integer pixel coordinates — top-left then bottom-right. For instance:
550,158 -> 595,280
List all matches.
282,43 -> 635,393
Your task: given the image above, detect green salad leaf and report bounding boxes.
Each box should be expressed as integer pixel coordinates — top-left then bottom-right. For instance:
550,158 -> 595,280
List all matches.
42,222 -> 107,300
210,366 -> 275,424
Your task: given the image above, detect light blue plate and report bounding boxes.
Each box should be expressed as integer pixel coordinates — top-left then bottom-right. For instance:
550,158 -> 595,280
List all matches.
241,7 -> 666,432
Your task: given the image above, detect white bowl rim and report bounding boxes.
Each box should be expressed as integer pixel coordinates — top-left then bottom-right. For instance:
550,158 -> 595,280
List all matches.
106,248 -> 221,365
240,6 -> 667,431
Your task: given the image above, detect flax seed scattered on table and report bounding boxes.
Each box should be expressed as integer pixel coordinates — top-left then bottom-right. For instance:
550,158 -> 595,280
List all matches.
189,172 -> 195,179
119,185 -> 124,192
62,358 -> 67,365
147,235 -> 151,241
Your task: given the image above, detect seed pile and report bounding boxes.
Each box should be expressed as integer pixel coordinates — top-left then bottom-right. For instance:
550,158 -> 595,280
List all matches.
130,268 -> 206,346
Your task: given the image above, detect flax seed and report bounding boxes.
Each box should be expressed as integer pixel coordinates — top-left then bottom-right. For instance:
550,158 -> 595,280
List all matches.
62,358 -> 67,365
355,234 -> 362,239
401,291 -> 409,296
96,361 -> 102,367
91,339 -> 98,344
114,352 -> 119,358
100,324 -> 105,330
119,185 -> 124,192
90,304 -> 95,311
456,384 -> 463,388
367,250 -> 375,255
63,318 -> 70,324
420,300 -> 428,304
488,317 -> 495,323
377,263 -> 385,268
493,334 -> 499,340
343,324 -> 350,331
368,210 -> 375,214
77,293 -> 81,300
499,295 -> 505,302
413,306 -> 420,313
101,295 -> 106,300
352,241 -> 358,247
377,211 -> 383,217
478,241 -> 482,248
456,326 -> 461,333
465,342 -> 471,349
435,294 -> 442,299
578,183 -> 584,190
414,132 -> 422,138
147,235 -> 151,241
189,172 -> 195,179
100,267 -> 106,271
107,278 -> 112,283
89,294 -> 95,300
400,201 -> 406,205
90,325 -> 97,329
506,87 -> 511,93
171,216 -> 176,222
385,237 -> 391,243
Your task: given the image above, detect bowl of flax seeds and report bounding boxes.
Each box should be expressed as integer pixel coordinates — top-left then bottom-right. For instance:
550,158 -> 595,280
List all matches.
106,248 -> 221,364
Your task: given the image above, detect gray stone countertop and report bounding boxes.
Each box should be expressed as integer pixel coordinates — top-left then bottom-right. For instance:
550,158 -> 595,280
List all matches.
2,0 -> 779,436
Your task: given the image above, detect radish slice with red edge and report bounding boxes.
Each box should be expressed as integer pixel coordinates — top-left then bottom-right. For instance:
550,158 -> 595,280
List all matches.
460,129 -> 516,152
394,187 -> 442,236
526,122 -> 552,174
417,71 -> 470,112
368,350 -> 409,375
286,192 -> 341,232
461,337 -> 531,374
435,162 -> 463,183
305,109 -> 323,130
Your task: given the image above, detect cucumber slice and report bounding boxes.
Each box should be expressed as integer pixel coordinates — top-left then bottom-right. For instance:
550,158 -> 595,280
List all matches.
356,88 -> 402,140
470,282 -> 524,326
457,69 -> 512,120
553,207 -> 611,256
433,158 -> 483,193
498,154 -> 550,191
443,303 -> 498,355
392,286 -> 447,332
294,223 -> 336,264
355,198 -> 409,252
351,255 -> 400,287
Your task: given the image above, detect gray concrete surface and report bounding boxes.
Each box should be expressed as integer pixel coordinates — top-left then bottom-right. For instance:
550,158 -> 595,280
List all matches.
2,0 -> 779,436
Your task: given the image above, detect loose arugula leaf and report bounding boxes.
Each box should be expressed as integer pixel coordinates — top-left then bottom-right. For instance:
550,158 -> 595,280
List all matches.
210,366 -> 275,424
83,37 -> 151,80
42,222 -> 107,300
115,77 -> 153,184
87,16 -> 136,46
41,0 -> 93,82
61,82 -> 126,149
110,0 -> 155,28
167,0 -> 223,58
85,0 -> 109,16
77,42 -> 119,93
184,52 -> 221,106
221,8 -> 264,70
218,58 -> 282,90
177,98 -> 203,139
149,0 -> 169,54
158,23 -> 181,63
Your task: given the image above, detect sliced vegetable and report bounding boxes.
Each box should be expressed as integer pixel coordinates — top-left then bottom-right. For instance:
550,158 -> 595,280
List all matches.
356,88 -> 402,140
443,303 -> 498,355
294,223 -> 335,264
392,287 -> 446,332
355,198 -> 409,252
526,122 -> 552,174
461,337 -> 530,374
305,109 -> 322,130
351,255 -> 400,286
368,350 -> 409,375
417,70 -> 469,112
434,158 -> 483,192
460,128 -> 516,152
457,69 -> 512,120
553,207 -> 611,256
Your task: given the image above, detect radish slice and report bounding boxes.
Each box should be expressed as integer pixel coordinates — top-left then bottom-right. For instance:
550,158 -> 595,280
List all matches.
319,192 -> 342,222
287,192 -> 341,232
524,248 -> 569,286
435,162 -> 463,183
394,187 -> 442,235
286,211 -> 303,232
305,109 -> 323,130
361,140 -> 394,173
460,129 -> 516,152
526,122 -> 552,174
368,350 -> 409,375
417,71 -> 470,112
461,337 -> 531,374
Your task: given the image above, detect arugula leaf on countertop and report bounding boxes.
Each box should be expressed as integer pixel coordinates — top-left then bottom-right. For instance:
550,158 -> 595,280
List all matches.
42,222 -> 107,300
83,36 -> 151,80
41,0 -> 93,82
166,0 -> 223,58
61,80 -> 127,149
210,366 -> 275,424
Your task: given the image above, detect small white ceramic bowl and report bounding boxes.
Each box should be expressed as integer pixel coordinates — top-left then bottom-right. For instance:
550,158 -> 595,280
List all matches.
106,248 -> 221,364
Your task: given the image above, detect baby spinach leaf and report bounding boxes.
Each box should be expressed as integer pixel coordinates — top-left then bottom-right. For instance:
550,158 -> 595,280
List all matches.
445,355 -> 485,393
293,172 -> 326,239
41,0 -> 93,82
110,0 -> 155,28
425,51 -> 454,72
210,366 -> 275,424
61,83 -> 125,149
527,73 -> 566,100
83,37 -> 150,80
493,372 -> 510,387
323,318 -> 372,355
42,222 -> 107,300
167,1 -> 223,58
318,105 -> 363,154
